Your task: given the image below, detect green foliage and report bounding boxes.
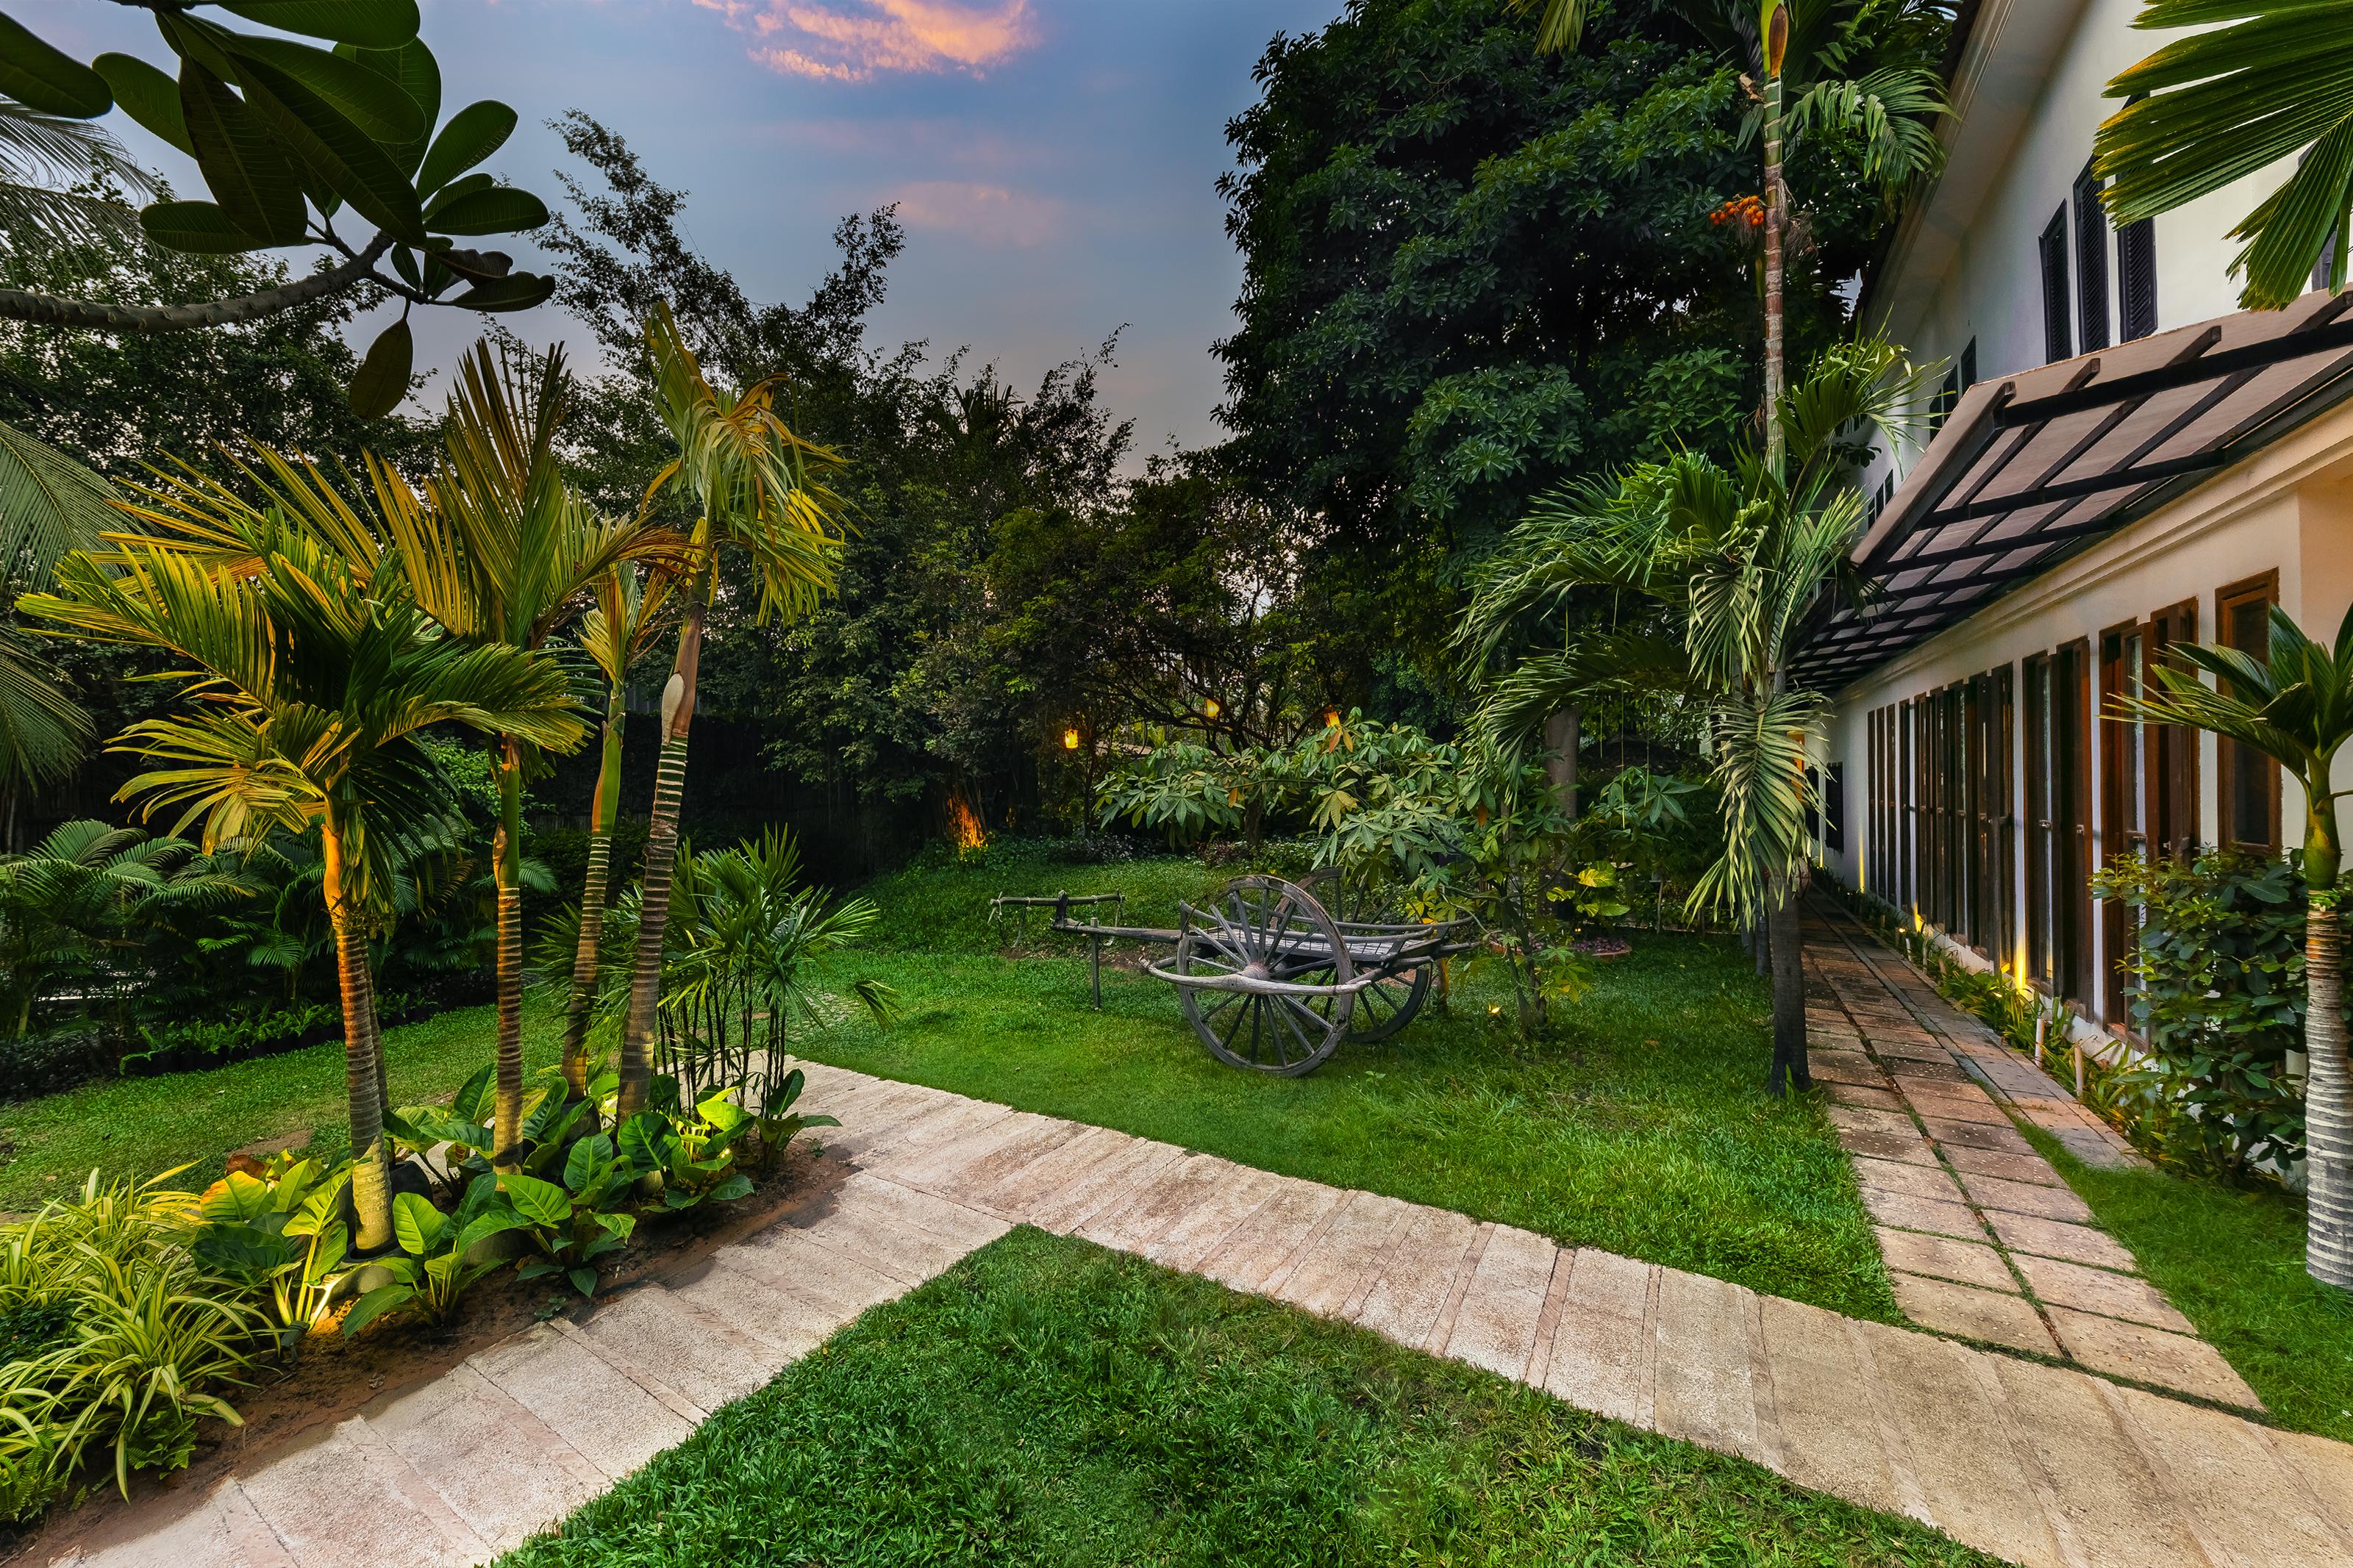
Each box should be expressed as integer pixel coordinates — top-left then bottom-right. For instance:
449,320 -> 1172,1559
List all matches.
189,1152 -> 351,1337
0,1172 -> 265,1514
340,1175 -> 528,1335
503,1136 -> 636,1300
126,1003 -> 338,1072
2093,851 -> 2310,1179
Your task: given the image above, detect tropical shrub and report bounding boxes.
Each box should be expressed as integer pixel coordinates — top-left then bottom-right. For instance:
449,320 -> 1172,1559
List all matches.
124,1004 -> 340,1073
0,1173 -> 266,1515
340,1178 -> 532,1336
501,1138 -> 638,1300
2093,851 -> 2310,1181
189,1155 -> 353,1342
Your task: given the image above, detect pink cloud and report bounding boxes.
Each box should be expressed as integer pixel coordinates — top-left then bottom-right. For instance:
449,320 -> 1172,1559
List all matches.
693,0 -> 1038,82
890,180 -> 1063,246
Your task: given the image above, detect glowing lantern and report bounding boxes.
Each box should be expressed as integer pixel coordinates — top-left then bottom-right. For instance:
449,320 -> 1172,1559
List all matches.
1063,727 -> 1081,751
1203,698 -> 1221,719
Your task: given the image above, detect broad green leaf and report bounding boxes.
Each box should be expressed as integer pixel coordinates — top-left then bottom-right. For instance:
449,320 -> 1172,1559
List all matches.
95,54 -> 193,155
340,37 -> 438,173
696,1093 -> 750,1134
415,99 -> 516,196
391,1189 -> 443,1255
222,35 -> 426,143
199,1168 -> 274,1222
191,1222 -> 295,1275
499,1172 -> 571,1229
709,1173 -> 754,1203
179,62 -> 307,246
231,53 -> 425,242
617,1111 -> 671,1172
594,1211 -> 635,1244
348,318 -> 412,420
139,198 -> 267,253
451,1064 -> 496,1124
423,170 -> 493,212
339,1281 -> 413,1336
566,1267 -> 598,1297
453,1209 -> 526,1257
563,1133 -> 615,1192
0,14 -> 112,117
219,0 -> 421,48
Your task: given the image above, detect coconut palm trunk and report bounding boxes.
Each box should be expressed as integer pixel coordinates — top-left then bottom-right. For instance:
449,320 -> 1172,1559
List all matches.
323,804 -> 395,1251
617,556 -> 710,1116
561,682 -> 627,1100
2303,814 -> 2352,1289
490,738 -> 527,1167
1762,27 -> 1788,477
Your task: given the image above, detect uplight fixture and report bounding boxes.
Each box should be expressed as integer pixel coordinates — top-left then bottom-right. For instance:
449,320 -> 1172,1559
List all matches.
1202,698 -> 1221,719
1063,727 -> 1081,751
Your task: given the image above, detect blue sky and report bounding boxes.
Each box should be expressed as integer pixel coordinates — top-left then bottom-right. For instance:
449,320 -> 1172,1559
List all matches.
23,0 -> 1346,453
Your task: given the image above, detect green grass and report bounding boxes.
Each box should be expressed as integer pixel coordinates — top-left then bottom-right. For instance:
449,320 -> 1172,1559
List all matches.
803,851 -> 1894,1321
0,1002 -> 557,1212
2023,1125 -> 2353,1443
501,1228 -> 1993,1568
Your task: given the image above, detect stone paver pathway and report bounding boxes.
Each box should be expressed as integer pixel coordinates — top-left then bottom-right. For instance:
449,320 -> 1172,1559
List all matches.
56,1064 -> 2353,1568
1802,903 -> 2260,1411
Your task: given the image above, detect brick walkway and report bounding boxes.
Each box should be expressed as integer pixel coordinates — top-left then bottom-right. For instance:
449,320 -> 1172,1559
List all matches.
54,1064 -> 2353,1568
1802,903 -> 2258,1409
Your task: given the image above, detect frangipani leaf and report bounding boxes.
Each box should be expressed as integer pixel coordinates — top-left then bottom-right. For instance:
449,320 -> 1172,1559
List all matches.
0,13 -> 112,117
218,0 -> 422,49
94,53 -> 193,155
415,100 -> 515,198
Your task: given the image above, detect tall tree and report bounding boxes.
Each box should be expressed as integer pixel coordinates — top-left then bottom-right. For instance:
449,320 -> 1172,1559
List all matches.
2096,1 -> 2353,309
19,450 -> 585,1247
614,306 -> 850,1117
2118,605 -> 2353,1289
377,343 -> 679,1165
1465,338 -> 1919,1090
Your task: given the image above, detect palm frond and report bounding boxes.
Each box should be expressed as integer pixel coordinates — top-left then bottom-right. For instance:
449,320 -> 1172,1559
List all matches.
0,419 -> 120,583
0,99 -> 157,248
0,625 -> 90,793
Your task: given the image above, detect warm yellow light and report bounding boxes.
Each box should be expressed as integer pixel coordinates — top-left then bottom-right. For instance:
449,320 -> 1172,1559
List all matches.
1324,709 -> 1341,728
1203,698 -> 1221,719
1063,728 -> 1081,751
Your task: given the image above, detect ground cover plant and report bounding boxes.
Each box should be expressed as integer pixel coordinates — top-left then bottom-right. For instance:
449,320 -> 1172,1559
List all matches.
815,850 -> 1895,1321
2023,1126 -> 2353,1443
501,1227 -> 1990,1568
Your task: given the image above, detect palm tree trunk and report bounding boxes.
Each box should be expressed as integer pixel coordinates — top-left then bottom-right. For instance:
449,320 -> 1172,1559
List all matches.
324,811 -> 394,1251
1767,873 -> 1809,1095
2305,880 -> 2352,1290
617,559 -> 710,1117
1544,706 -> 1582,819
490,737 -> 526,1169
1763,58 -> 1787,479
561,689 -> 625,1101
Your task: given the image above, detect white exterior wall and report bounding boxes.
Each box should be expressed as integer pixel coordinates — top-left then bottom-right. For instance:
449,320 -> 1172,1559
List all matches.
1863,0 -> 2296,495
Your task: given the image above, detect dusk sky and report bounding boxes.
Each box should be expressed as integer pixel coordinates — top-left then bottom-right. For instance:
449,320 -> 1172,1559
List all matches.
23,0 -> 1349,455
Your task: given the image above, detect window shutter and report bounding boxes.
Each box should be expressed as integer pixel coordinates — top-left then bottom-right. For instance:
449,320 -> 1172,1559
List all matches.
2039,207 -> 2071,362
2074,162 -> 2110,352
2119,219 -> 2157,340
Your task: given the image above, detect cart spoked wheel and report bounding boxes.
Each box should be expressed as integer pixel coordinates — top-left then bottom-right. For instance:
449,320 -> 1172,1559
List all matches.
1174,876 -> 1354,1076
1301,868 -> 1429,1042
1348,962 -> 1429,1042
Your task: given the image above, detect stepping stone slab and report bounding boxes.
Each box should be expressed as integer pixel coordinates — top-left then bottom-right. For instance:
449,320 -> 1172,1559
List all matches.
833,1172 -> 1014,1253
1937,1143 -> 2066,1186
1829,1083 -> 1907,1112
1858,1325 -> 2066,1568
724,1225 -> 922,1317
885,1111 -> 1071,1191
1874,1227 -> 2016,1293
1140,1162 -> 1289,1271
1265,1188 -> 1413,1318
65,1484 -> 291,1568
1860,1186 -> 1989,1242
2049,1125 -> 2146,1170
1828,1105 -> 1918,1139
785,1197 -> 974,1286
1887,1059 -> 1974,1086
1899,1089 -> 2011,1126
1852,1156 -> 1966,1204
861,1099 -> 1013,1166
972,1123 -> 1137,1216
1956,1171 -> 2096,1222
1079,1151 -> 1246,1253
1754,1295 -> 1911,1519
2271,1427 -> 2353,1547
1837,1125 -> 1938,1165
235,1420 -> 486,1568
574,1281 -> 788,1414
1649,1269 -> 1765,1465
1439,1223 -> 1558,1381
470,1322 -> 698,1481
1542,1247 -> 1657,1428
1920,1117 -> 2036,1155
2047,1307 -> 2262,1408
1889,1271 -> 2057,1356
1022,1137 -> 1188,1234
1984,1209 -> 2139,1272
360,1361 -> 605,1553
1196,1176 -> 1347,1294
664,1254 -> 843,1354
2013,1254 -> 2193,1333
1986,1356 -> 2207,1568
1807,1050 -> 1888,1086
1351,1203 -> 1482,1350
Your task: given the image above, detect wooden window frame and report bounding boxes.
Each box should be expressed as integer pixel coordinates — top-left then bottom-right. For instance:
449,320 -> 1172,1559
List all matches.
2215,570 -> 2282,853
2145,599 -> 2199,861
2056,639 -> 2094,1007
2098,620 -> 2145,1023
2024,654 -> 2053,988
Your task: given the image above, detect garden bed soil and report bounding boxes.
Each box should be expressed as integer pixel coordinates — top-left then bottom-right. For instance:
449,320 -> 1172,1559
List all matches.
7,1143 -> 848,1566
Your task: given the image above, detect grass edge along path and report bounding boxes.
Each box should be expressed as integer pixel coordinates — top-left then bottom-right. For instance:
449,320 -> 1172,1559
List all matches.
2022,1124 -> 2353,1444
499,1227 -> 1999,1568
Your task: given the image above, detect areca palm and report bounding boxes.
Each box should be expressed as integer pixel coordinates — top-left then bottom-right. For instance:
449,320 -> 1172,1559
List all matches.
1466,339 -> 1919,1091
1515,1 -> 1948,469
377,343 -> 684,1167
1,418 -> 118,812
559,562 -> 674,1105
2096,2 -> 2353,310
18,450 -> 586,1250
2117,605 -> 2353,1290
615,304 -> 851,1117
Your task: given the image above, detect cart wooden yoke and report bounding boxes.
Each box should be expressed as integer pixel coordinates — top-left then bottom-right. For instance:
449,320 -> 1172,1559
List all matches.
990,876 -> 1477,1076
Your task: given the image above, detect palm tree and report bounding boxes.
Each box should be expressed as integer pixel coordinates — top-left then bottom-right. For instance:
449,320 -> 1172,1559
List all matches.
559,562 -> 674,1104
18,448 -> 585,1249
0,420 -> 117,832
613,304 -> 851,1117
1465,339 -> 1921,1091
1514,1 -> 1947,468
2095,2 -> 2353,309
377,343 -> 682,1167
2116,604 -> 2353,1291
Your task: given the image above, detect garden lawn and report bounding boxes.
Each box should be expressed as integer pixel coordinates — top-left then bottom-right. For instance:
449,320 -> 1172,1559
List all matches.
805,856 -> 1894,1320
501,1228 -> 1993,1568
2024,1126 -> 2353,1443
0,1002 -> 557,1213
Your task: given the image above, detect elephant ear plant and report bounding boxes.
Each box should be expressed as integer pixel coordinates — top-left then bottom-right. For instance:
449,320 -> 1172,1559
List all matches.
340,1177 -> 529,1336
2117,601 -> 2353,1292
190,1153 -> 353,1342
